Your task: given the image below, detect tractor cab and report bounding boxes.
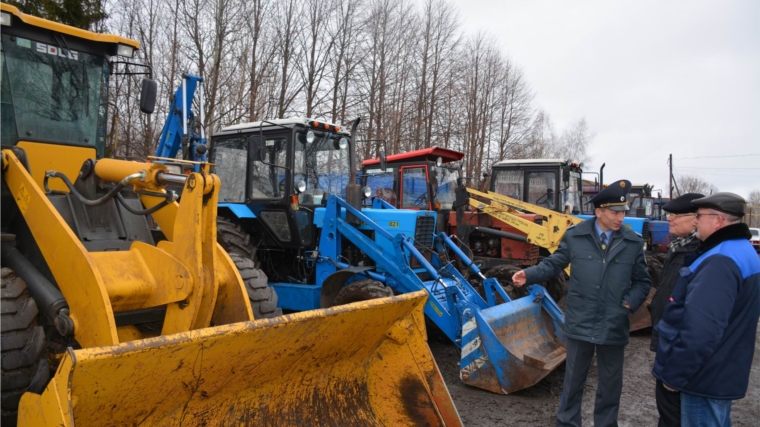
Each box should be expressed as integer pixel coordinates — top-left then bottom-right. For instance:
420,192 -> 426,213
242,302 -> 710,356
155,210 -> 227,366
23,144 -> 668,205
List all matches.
210,118 -> 356,250
626,183 -> 665,220
361,146 -> 464,211
489,159 -> 583,215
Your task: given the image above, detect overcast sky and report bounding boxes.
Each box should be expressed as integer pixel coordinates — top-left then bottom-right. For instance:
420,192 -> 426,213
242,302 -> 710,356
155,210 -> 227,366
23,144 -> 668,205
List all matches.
449,0 -> 759,199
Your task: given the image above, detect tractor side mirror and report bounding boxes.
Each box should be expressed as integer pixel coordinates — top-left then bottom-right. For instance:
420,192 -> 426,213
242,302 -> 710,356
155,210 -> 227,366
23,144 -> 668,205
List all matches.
139,78 -> 157,114
379,149 -> 387,172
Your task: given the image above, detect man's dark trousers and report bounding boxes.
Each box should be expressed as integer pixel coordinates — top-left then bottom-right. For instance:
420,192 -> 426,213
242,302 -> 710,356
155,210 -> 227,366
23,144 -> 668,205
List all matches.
655,379 -> 680,427
556,337 -> 625,427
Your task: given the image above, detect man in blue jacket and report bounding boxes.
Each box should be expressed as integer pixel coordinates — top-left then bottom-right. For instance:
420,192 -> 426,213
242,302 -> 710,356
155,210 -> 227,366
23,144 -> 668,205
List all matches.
513,179 -> 652,427
652,192 -> 760,427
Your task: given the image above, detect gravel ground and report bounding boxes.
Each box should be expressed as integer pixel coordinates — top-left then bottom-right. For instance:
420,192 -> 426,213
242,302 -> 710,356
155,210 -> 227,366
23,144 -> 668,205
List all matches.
430,328 -> 760,426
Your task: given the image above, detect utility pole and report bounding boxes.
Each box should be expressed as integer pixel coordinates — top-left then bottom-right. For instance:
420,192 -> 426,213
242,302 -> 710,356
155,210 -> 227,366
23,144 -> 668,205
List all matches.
668,153 -> 673,199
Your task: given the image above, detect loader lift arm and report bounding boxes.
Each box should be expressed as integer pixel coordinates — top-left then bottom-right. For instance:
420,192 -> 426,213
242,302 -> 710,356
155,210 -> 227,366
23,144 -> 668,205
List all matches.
466,188 -> 582,253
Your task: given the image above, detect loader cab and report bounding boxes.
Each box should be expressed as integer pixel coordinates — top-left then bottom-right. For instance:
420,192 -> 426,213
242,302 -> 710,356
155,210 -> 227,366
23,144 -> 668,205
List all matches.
360,146 -> 464,212
210,119 -> 353,249
489,159 -> 583,215
1,3 -> 156,188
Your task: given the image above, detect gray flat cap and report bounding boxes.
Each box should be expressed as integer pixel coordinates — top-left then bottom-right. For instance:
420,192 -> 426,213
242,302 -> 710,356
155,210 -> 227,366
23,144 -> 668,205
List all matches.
691,192 -> 746,217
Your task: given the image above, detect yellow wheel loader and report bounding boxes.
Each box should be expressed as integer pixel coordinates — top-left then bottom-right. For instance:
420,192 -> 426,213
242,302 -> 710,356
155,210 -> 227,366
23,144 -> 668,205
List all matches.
0,5 -> 461,426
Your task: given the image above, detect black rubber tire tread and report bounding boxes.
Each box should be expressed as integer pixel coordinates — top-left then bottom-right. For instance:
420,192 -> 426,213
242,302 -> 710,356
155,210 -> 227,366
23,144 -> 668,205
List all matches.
229,254 -> 282,319
331,279 -> 394,307
645,253 -> 664,290
217,216 -> 255,259
484,264 -> 529,303
1,268 -> 50,427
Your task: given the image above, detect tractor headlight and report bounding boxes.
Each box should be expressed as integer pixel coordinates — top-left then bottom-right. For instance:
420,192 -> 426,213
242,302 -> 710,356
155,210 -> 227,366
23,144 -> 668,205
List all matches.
436,157 -> 443,167
339,137 -> 348,149
306,130 -> 315,143
117,44 -> 135,58
297,180 -> 307,193
362,186 -> 372,199
1,12 -> 11,26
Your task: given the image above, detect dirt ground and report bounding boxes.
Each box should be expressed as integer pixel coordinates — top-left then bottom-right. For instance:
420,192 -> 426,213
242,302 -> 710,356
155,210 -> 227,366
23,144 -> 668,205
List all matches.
429,328 -> 760,426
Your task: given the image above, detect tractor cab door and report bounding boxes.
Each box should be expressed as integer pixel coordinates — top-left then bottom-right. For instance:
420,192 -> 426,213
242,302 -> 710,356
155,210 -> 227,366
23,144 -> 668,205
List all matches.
399,165 -> 430,210
525,169 -> 558,211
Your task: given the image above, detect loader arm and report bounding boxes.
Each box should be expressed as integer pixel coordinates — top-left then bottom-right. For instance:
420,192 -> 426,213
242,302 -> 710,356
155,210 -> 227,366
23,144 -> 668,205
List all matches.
466,188 -> 582,253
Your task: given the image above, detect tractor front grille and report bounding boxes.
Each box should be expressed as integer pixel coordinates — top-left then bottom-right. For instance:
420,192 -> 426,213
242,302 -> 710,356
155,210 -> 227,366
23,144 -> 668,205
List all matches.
414,215 -> 436,250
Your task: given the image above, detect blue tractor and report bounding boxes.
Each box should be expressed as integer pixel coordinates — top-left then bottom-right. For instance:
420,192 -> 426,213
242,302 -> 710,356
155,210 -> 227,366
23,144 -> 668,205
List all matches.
207,118 -> 568,394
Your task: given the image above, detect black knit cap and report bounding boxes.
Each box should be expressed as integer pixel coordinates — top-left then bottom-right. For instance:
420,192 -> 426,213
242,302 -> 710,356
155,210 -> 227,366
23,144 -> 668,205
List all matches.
662,193 -> 705,214
691,192 -> 746,217
588,180 -> 631,211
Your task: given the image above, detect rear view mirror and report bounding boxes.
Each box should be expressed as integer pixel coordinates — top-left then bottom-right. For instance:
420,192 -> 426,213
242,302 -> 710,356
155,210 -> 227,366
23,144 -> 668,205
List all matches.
379,149 -> 387,171
140,78 -> 157,114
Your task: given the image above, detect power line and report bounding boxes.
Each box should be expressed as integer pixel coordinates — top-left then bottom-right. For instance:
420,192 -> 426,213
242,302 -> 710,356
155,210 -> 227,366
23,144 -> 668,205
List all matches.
678,167 -> 760,171
675,154 -> 760,160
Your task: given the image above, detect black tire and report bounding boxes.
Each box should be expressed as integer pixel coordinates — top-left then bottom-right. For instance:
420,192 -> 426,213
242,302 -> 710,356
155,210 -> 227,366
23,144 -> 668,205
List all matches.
484,264 -> 529,302
645,253 -> 664,290
229,254 -> 282,319
331,280 -> 393,307
1,268 -> 50,427
217,216 -> 255,259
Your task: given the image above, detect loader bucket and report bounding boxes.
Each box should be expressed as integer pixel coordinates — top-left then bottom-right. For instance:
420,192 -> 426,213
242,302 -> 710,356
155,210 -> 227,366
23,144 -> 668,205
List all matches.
459,290 -> 566,394
17,290 -> 461,427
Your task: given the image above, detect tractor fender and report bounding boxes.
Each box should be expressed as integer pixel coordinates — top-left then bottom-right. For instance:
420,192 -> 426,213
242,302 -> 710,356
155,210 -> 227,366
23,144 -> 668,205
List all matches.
218,203 -> 256,219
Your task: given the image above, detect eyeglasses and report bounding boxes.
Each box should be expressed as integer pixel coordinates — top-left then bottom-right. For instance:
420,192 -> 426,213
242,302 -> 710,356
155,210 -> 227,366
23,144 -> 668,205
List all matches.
695,213 -> 721,219
666,213 -> 696,219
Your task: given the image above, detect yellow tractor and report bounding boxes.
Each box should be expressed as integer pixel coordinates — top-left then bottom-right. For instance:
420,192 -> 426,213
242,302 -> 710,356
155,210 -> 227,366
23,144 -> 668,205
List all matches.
0,5 -> 461,425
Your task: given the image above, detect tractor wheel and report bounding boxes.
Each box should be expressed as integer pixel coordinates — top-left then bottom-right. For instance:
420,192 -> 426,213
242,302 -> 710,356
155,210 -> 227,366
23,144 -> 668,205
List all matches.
484,264 -> 529,302
229,254 -> 282,319
217,216 -> 255,259
645,253 -> 664,290
331,280 -> 393,307
1,268 -> 50,427
484,264 -> 567,304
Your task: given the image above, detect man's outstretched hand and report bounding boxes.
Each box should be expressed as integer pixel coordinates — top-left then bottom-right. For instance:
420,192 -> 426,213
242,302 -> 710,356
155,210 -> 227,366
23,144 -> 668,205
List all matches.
512,270 -> 527,287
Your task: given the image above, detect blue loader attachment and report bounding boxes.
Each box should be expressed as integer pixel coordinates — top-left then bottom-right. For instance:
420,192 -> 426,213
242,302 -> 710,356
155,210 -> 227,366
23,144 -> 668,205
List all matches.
303,195 -> 566,395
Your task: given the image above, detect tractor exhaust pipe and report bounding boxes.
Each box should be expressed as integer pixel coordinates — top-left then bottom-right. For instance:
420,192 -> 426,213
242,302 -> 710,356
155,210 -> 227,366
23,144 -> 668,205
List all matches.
346,117 -> 362,225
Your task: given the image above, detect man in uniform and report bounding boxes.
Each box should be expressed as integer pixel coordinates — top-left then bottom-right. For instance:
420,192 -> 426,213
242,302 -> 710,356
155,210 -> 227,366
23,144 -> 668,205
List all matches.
512,179 -> 652,427
653,192 -> 760,427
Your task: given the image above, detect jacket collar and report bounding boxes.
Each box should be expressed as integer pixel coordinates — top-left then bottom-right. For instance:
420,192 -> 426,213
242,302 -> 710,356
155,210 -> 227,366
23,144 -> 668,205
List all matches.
697,223 -> 751,254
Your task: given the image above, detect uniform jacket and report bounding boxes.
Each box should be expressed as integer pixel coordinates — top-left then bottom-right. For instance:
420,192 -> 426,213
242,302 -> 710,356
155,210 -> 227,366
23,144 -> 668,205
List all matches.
652,223 -> 760,400
649,232 -> 701,351
523,218 -> 652,345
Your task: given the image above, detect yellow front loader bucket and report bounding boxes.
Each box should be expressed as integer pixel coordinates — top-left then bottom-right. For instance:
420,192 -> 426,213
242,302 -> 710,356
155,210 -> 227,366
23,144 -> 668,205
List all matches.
18,291 -> 461,427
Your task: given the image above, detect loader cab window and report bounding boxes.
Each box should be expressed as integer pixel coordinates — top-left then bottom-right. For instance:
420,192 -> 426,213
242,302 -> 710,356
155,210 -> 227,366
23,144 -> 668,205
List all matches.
562,170 -> 582,214
432,165 -> 460,210
1,34 -> 108,154
492,169 -> 524,200
212,137 -> 248,202
528,171 -> 557,210
400,166 -> 429,209
294,131 -> 351,205
365,169 -> 397,207
251,136 -> 288,199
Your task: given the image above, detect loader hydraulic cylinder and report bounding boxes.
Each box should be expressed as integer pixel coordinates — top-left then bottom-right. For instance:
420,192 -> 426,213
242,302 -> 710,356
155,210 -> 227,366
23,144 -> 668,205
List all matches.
1,242 -> 70,332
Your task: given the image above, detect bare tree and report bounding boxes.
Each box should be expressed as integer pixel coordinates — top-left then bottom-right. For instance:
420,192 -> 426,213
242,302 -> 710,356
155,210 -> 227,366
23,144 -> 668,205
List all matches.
547,118 -> 593,164
675,174 -> 718,196
747,190 -> 760,227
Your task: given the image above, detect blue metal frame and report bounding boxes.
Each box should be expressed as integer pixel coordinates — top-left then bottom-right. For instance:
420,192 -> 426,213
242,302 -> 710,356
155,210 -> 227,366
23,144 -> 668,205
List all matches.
154,74 -> 206,167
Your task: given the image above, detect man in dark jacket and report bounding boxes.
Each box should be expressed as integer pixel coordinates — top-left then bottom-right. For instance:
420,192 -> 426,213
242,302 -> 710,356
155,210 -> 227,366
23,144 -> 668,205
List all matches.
648,193 -> 704,427
512,180 -> 652,427
652,192 -> 760,427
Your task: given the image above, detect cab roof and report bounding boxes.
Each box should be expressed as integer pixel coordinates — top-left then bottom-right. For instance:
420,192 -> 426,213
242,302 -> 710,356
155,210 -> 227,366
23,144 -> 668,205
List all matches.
362,146 -> 464,166
220,118 -> 348,134
1,3 -> 139,49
